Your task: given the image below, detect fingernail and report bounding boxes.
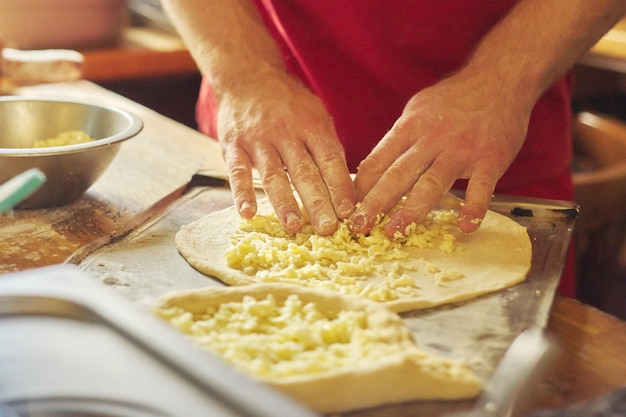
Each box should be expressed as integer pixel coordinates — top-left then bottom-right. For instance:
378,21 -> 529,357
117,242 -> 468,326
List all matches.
349,212 -> 366,232
285,211 -> 303,228
337,199 -> 354,218
239,200 -> 255,215
386,217 -> 404,234
319,213 -> 335,226
457,213 -> 482,233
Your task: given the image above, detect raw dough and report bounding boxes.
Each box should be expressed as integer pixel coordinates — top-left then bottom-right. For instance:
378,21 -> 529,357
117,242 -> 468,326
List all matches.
175,198 -> 532,313
153,283 -> 482,413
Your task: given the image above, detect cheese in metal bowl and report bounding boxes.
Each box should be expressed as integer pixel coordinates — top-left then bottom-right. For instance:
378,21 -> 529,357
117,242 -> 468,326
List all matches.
33,130 -> 94,148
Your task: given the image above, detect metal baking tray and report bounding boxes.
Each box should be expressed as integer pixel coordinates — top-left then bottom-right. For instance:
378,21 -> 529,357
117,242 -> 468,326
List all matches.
68,181 -> 578,416
0,265 -> 319,417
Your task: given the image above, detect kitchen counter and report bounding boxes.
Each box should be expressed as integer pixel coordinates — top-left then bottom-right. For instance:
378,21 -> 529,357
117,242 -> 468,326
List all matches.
0,81 -> 224,270
81,26 -> 199,82
1,81 -> 625,416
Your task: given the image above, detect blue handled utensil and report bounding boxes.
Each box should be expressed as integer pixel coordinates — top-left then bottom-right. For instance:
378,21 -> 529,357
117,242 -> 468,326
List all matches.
0,168 -> 47,214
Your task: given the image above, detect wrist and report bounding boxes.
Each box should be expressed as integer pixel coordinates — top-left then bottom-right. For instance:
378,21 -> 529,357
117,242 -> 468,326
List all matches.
457,52 -> 546,118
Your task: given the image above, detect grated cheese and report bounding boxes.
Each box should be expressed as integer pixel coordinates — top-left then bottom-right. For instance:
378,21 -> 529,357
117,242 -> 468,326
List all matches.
225,209 -> 465,302
33,130 -> 95,148
156,294 -> 406,378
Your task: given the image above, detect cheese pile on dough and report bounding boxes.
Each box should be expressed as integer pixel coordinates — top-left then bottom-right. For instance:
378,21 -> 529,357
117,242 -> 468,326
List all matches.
226,209 -> 463,302
153,284 -> 483,413
158,293 -> 417,378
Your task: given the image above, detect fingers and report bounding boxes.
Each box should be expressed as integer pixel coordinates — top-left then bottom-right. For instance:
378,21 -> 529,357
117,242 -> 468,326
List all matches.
230,133 -> 495,238
457,172 -> 496,233
349,153 -> 431,235
383,167 -> 496,237
349,123 -> 427,235
214,71 -> 355,236
235,130 -> 353,237
222,122 -> 353,236
381,158 -> 456,238
226,148 -> 258,219
280,133 -> 355,236
350,145 -> 499,238
253,144 -> 305,234
225,137 -> 306,234
353,122 -> 414,201
285,159 -> 337,235
311,139 -> 356,220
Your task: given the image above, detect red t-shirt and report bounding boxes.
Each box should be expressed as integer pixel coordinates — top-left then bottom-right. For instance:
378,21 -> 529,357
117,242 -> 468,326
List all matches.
199,0 -> 573,194
196,0 -> 576,295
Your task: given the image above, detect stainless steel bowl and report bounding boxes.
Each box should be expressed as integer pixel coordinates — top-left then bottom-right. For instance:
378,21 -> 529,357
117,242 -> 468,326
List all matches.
0,97 -> 143,208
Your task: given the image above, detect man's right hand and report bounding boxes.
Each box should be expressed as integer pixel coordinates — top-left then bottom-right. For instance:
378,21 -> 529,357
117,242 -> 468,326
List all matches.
216,68 -> 356,236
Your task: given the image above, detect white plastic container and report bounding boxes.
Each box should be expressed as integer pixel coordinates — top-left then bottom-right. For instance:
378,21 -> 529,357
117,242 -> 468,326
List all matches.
0,0 -> 128,50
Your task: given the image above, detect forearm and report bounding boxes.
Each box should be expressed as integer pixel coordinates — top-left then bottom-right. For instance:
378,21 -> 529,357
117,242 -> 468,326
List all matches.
458,0 -> 626,113
161,0 -> 285,93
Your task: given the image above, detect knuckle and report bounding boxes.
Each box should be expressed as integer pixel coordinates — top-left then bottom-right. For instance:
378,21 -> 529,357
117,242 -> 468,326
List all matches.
385,162 -> 411,183
262,166 -> 289,188
229,165 -> 251,181
416,171 -> 447,193
357,154 -> 386,174
289,161 -> 319,181
472,178 -> 495,192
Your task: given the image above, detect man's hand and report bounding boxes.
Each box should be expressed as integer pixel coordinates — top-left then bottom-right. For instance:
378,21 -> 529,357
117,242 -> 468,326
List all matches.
347,0 -> 626,238
349,73 -> 530,237
217,69 -> 356,236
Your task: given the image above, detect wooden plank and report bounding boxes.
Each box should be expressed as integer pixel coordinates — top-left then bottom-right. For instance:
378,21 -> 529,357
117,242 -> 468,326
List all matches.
80,27 -> 199,82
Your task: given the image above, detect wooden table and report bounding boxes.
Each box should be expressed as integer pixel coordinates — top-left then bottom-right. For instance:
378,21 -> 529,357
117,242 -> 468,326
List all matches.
1,81 -> 624,416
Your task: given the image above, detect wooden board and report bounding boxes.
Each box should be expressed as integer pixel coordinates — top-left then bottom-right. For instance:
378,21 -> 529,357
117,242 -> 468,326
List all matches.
0,81 -> 226,272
